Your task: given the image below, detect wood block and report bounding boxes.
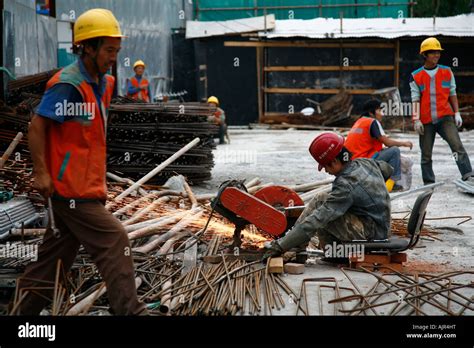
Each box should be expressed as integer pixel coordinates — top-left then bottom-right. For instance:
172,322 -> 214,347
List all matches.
386,263 -> 403,272
350,254 -> 391,265
390,253 -> 407,263
268,257 -> 284,273
350,262 -> 403,273
284,263 -> 305,275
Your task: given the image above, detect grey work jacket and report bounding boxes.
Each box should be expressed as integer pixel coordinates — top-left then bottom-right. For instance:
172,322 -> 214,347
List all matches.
299,158 -> 393,241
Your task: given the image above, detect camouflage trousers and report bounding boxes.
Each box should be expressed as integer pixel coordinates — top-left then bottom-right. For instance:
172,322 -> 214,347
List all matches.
297,192 -> 371,249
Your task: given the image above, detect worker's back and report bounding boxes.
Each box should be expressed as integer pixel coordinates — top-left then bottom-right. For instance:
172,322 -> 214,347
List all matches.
334,158 -> 392,240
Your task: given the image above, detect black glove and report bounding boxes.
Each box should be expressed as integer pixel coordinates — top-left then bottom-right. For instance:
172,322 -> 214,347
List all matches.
261,240 -> 284,262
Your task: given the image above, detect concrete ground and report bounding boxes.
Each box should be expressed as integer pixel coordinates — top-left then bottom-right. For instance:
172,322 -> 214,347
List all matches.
194,127 -> 474,315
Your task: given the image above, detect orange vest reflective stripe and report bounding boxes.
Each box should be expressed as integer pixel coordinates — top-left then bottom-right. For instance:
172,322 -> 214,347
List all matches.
44,61 -> 114,200
411,65 -> 454,124
127,76 -> 150,102
345,117 -> 383,159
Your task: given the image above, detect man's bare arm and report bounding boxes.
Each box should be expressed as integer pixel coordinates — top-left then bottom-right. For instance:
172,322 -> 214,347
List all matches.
29,115 -> 55,198
378,135 -> 413,150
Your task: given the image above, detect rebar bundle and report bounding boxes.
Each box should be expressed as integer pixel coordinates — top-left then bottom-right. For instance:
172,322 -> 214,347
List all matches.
107,101 -> 219,185
6,69 -> 59,106
0,199 -> 38,236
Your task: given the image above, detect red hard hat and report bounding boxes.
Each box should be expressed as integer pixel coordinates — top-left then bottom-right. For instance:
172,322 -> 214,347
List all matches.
308,133 -> 345,171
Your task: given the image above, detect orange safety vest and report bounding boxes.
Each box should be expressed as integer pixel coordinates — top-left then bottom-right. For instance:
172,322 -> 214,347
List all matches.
214,108 -> 225,124
345,117 -> 383,159
44,61 -> 114,200
411,65 -> 454,124
127,76 -> 150,102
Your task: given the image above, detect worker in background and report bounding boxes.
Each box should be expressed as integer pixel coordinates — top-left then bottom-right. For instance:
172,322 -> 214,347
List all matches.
16,9 -> 147,315
410,37 -> 474,186
126,60 -> 151,102
207,96 -> 227,145
264,132 -> 393,258
345,98 -> 413,192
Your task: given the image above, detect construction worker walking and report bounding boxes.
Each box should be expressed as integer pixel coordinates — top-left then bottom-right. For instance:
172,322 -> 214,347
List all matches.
16,9 -> 147,315
345,98 -> 413,192
127,60 -> 152,102
207,96 -> 228,144
264,132 -> 393,258
410,37 -> 474,185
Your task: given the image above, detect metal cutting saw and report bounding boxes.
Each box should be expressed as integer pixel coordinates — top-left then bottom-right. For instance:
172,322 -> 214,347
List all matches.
211,180 -> 305,249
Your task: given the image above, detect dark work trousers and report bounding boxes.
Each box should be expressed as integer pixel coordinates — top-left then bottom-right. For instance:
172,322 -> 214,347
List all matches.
373,147 -> 402,181
219,123 -> 226,144
419,116 -> 473,184
15,199 -> 147,315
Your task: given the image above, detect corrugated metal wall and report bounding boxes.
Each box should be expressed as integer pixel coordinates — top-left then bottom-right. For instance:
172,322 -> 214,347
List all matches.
195,0 -> 410,21
3,0 -> 57,77
56,0 -> 192,97
3,0 -> 192,97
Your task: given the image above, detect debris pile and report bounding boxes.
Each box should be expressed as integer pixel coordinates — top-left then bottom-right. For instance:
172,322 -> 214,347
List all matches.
265,91 -> 353,127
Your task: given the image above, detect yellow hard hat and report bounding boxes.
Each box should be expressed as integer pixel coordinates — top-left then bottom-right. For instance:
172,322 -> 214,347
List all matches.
420,37 -> 443,54
133,60 -> 146,69
207,96 -> 219,105
74,8 -> 126,45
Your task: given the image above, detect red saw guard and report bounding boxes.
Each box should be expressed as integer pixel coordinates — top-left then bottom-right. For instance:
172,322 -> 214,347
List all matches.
254,185 -> 304,211
220,186 -> 303,237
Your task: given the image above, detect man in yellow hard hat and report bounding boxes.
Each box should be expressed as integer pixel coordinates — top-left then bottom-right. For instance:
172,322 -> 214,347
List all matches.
127,60 -> 151,102
410,37 -> 473,185
207,96 -> 228,144
17,9 -> 148,315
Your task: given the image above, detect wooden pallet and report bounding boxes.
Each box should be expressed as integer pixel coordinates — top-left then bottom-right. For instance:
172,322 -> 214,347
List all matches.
349,253 -> 407,273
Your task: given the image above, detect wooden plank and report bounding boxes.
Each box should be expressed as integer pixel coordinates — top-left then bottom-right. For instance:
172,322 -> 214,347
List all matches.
264,65 -> 394,72
264,87 -> 376,95
390,253 -> 407,263
269,257 -> 284,273
224,41 -> 395,48
350,254 -> 391,264
456,71 -> 474,76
